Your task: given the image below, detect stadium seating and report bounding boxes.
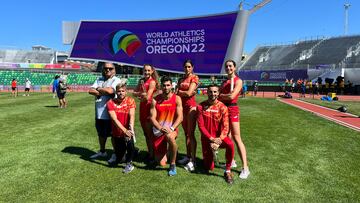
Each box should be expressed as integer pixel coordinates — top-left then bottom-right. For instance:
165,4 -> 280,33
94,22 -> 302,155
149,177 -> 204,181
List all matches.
240,35 -> 360,71
0,70 -> 101,86
299,36 -> 360,65
0,50 -> 54,63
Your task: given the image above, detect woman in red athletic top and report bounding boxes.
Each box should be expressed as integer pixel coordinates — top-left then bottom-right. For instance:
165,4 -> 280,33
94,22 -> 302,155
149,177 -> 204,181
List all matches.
133,64 -> 159,161
176,59 -> 199,171
219,59 -> 250,179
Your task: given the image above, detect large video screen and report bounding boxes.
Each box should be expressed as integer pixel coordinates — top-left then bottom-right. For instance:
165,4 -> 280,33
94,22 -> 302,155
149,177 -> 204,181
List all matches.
70,12 -> 237,74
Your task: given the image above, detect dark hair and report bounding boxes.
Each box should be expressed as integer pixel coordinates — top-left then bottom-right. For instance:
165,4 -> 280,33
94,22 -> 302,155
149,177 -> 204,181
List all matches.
161,76 -> 172,85
224,59 -> 236,67
207,84 -> 219,90
103,62 -> 115,69
183,59 -> 194,67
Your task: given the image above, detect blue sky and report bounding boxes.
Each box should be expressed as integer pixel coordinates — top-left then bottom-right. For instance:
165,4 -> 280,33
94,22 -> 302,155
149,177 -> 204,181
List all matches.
1,0 -> 359,54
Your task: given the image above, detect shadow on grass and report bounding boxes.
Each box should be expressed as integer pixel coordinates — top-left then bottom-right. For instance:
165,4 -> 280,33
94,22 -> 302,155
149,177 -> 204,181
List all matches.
61,146 -> 113,168
44,105 -> 59,108
61,146 -> 236,177
133,151 -> 220,176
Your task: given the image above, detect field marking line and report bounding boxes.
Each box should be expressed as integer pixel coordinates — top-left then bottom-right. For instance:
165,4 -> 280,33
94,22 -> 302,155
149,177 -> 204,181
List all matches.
278,99 -> 360,132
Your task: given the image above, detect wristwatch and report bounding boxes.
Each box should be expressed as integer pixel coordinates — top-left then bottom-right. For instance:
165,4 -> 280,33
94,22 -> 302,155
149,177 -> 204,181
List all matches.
170,126 -> 175,132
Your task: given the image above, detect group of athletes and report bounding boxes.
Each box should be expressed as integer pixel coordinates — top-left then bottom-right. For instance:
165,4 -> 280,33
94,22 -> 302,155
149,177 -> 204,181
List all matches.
88,59 -> 250,184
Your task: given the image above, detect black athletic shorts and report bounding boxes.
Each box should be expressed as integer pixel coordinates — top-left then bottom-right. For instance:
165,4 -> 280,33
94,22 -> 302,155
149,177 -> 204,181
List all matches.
95,119 -> 112,138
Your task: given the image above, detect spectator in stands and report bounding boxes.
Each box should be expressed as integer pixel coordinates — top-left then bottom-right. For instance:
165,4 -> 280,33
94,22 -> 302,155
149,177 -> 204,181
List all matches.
176,59 -> 199,172
296,78 -> 302,93
219,59 -> 250,179
210,75 -> 216,85
284,78 -> 289,92
253,80 -> 258,96
23,78 -> 31,96
304,79 -> 310,94
52,75 -> 60,98
300,80 -> 306,98
88,62 -> 121,163
172,81 -> 177,92
324,80 -> 330,95
133,64 -> 159,163
290,78 -> 295,93
11,78 -> 17,97
317,77 -> 323,94
314,81 -> 320,95
241,81 -> 248,98
339,77 -> 345,95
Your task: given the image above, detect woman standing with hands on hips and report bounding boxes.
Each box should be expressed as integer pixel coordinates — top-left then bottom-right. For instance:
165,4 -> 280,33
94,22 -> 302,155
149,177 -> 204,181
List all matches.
219,59 -> 250,179
176,59 -> 199,172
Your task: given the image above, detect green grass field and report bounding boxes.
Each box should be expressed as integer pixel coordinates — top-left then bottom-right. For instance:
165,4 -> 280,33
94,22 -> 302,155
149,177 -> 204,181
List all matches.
1,92 -> 360,202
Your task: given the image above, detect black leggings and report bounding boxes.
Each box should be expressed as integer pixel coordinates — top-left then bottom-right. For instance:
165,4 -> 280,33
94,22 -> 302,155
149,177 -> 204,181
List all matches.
114,137 -> 135,163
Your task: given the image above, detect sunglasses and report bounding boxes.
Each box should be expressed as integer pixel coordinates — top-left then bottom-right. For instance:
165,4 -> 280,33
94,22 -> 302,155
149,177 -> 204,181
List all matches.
104,68 -> 114,71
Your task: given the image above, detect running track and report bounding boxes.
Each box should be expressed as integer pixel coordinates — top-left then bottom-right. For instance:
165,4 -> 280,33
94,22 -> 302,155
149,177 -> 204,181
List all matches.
279,99 -> 360,132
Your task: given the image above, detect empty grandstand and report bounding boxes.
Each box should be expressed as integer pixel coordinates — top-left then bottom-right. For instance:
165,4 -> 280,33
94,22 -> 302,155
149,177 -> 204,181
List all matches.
0,49 -> 54,64
240,35 -> 360,85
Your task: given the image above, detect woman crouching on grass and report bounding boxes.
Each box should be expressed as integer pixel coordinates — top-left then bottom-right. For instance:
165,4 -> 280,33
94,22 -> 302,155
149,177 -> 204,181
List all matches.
107,83 -> 136,173
219,59 -> 250,179
133,64 -> 159,163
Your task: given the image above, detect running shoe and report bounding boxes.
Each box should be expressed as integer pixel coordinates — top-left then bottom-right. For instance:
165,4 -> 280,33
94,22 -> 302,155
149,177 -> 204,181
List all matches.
168,166 -> 177,176
239,168 -> 250,179
184,161 -> 195,172
123,163 -> 134,174
224,171 -> 234,184
90,151 -> 107,160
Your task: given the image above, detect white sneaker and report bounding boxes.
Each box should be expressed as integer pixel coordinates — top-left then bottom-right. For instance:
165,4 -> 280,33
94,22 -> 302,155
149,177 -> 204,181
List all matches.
107,153 -> 117,164
123,163 -> 134,174
178,156 -> 190,165
231,160 -> 237,168
239,168 -> 250,179
220,160 -> 237,169
90,151 -> 107,159
184,161 -> 195,172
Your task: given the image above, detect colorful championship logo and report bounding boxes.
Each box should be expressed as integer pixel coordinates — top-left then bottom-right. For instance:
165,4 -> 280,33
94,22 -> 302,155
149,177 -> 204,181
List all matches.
260,72 -> 270,80
109,30 -> 142,57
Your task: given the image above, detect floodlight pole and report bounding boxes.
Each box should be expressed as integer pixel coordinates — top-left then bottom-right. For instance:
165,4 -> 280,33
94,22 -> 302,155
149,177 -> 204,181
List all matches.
221,0 -> 271,73
344,3 -> 351,35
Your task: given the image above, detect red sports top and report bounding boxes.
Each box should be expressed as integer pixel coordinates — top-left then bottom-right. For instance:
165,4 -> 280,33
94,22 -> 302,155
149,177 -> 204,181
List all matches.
153,93 -> 177,135
197,100 -> 229,140
138,77 -> 156,104
107,97 -> 136,137
177,74 -> 199,107
219,76 -> 241,105
11,81 -> 17,88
